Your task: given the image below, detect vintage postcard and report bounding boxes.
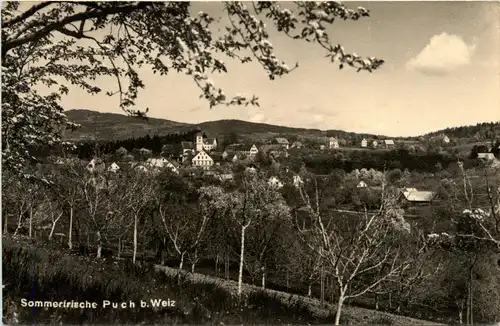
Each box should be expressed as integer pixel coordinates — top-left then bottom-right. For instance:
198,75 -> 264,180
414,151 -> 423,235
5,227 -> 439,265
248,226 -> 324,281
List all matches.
2,1 -> 499,325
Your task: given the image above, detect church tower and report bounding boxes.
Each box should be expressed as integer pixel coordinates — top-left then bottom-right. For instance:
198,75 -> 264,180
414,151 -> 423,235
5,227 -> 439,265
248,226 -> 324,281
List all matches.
195,129 -> 204,152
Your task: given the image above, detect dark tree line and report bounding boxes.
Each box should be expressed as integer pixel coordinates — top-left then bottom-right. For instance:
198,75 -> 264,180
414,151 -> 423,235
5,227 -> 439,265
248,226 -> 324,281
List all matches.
29,129 -> 206,160
299,149 -> 481,175
425,122 -> 500,140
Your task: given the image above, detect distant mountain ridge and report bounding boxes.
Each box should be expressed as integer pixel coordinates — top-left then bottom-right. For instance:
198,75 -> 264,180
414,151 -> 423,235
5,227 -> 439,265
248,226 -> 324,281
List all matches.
64,109 -> 386,141
64,109 -> 500,142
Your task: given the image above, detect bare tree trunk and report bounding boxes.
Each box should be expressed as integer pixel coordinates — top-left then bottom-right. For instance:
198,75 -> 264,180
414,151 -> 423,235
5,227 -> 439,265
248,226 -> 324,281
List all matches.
133,214 -> 138,264
320,263 -> 325,305
179,252 -> 185,271
68,206 -> 73,250
160,238 -> 166,265
459,308 -> 463,324
191,249 -> 198,273
334,293 -> 345,325
215,254 -> 219,276
28,206 -> 33,239
177,252 -> 186,284
118,238 -> 121,259
14,206 -> 25,236
238,225 -> 247,297
3,213 -> 8,235
225,246 -> 230,279
308,283 -> 312,297
96,230 -> 102,259
261,265 -> 266,289
469,266 -> 474,325
375,293 -> 379,310
49,213 -> 62,241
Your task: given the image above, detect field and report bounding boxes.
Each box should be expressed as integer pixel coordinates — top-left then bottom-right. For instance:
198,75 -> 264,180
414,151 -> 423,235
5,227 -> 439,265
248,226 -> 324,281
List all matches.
3,236 -> 442,325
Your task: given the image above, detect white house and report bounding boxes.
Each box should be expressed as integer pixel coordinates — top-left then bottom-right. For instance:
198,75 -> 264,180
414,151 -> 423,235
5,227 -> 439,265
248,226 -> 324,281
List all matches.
268,176 -> 284,189
357,181 -> 368,188
400,188 -> 436,204
249,144 -> 259,157
361,139 -> 368,148
442,135 -> 450,143
145,157 -> 169,168
478,153 -> 496,161
191,150 -> 214,170
329,137 -> 339,149
145,157 -> 179,174
107,162 -> 120,173
372,140 -> 378,148
203,138 -> 218,152
274,138 -> 290,149
384,140 -> 395,148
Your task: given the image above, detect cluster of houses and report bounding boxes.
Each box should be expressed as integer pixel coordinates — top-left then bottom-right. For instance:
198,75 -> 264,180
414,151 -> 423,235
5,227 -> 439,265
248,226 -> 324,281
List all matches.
158,129 -> 292,170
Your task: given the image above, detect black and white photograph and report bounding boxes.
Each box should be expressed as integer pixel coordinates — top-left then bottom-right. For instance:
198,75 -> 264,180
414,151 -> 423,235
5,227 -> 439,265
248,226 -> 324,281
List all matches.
2,0 -> 500,325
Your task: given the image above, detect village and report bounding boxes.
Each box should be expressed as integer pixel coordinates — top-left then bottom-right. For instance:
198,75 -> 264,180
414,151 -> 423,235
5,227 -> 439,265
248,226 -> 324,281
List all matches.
57,127 -> 499,211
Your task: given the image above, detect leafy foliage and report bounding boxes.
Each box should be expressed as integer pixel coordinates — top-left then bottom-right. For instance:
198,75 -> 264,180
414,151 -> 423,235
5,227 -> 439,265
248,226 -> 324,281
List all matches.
2,1 -> 383,174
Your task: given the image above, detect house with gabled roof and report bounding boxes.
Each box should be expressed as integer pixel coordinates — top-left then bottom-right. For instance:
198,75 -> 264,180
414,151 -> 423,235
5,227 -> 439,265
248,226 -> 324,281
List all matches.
203,137 -> 218,152
399,188 -> 436,205
181,141 -> 195,154
191,149 -> 214,170
384,139 -> 395,148
273,137 -> 290,149
291,141 -> 303,149
249,144 -> 259,157
361,139 -> 368,148
329,137 -> 339,149
107,162 -> 120,173
145,157 -> 179,174
477,152 -> 496,161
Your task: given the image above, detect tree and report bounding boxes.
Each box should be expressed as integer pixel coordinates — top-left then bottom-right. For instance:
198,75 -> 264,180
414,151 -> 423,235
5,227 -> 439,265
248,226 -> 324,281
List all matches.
428,162 -> 500,324
211,171 -> 290,296
77,164 -> 114,258
2,1 -> 383,174
117,170 -> 155,264
155,179 -> 215,278
295,176 -> 427,325
49,161 -> 82,250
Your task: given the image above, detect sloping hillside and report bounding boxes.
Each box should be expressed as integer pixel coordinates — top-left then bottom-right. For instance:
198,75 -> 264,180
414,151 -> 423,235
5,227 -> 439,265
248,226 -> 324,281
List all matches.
64,109 -> 190,140
64,109 -> 385,141
424,122 -> 500,139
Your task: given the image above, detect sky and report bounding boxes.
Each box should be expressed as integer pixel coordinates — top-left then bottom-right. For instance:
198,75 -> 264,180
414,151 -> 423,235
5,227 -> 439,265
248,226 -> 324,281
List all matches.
52,1 -> 500,137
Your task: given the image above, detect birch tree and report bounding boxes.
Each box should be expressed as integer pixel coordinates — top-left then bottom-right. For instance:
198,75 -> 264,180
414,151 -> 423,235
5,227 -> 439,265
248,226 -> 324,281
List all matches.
50,161 -> 82,250
77,164 -> 114,258
224,171 -> 290,297
117,170 -> 155,264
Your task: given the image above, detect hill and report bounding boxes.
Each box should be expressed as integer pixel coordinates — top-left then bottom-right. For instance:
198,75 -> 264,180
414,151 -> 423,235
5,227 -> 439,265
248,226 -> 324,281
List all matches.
64,109 -> 386,141
63,109 -> 190,140
424,122 -> 500,140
